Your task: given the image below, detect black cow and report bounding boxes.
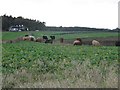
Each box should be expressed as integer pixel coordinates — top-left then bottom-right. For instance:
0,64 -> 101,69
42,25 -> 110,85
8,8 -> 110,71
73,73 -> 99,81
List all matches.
43,36 -> 48,40
50,36 -> 55,40
45,39 -> 53,44
115,41 -> 120,46
25,35 -> 29,37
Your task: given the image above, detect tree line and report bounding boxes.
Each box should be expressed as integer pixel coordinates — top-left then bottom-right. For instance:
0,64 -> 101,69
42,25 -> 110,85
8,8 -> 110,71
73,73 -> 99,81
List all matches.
1,14 -> 46,31
1,14 -> 119,32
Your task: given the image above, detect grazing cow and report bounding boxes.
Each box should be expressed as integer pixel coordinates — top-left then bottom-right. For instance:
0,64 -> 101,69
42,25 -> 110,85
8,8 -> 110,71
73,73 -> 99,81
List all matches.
73,38 -> 82,45
50,36 -> 55,43
36,37 -> 43,42
73,40 -> 82,45
23,35 -> 36,41
45,39 -> 53,44
50,36 -> 55,40
29,35 -> 36,41
43,36 -> 48,40
25,35 -> 29,37
76,38 -> 82,42
115,41 -> 120,46
23,36 -> 31,41
92,40 -> 100,46
43,35 -> 54,44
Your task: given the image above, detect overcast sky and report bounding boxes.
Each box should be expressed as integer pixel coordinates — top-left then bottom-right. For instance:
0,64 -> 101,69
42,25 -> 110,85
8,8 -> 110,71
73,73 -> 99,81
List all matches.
0,0 -> 119,29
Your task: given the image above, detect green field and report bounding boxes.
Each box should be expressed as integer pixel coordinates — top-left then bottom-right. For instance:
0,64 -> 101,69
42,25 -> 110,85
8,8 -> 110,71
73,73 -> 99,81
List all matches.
2,31 -> 118,40
2,31 -> 119,88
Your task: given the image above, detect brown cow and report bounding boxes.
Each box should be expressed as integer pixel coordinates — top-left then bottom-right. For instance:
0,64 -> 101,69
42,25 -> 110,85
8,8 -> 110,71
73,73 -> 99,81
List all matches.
23,36 -> 31,41
22,35 -> 36,41
73,38 -> 82,45
35,37 -> 43,42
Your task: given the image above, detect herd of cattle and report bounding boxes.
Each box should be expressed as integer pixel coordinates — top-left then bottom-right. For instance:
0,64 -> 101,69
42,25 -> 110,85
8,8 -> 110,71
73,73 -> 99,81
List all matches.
22,35 -> 102,46
2,34 -> 120,46
23,35 -> 55,44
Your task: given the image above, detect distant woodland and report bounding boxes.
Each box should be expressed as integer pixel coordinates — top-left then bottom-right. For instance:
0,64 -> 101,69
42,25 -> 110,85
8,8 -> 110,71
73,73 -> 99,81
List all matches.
1,14 -> 46,31
1,14 -> 119,32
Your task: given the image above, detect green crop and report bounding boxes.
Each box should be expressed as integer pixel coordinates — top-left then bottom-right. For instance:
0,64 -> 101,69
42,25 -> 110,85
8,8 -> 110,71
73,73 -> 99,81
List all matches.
2,41 -> 118,74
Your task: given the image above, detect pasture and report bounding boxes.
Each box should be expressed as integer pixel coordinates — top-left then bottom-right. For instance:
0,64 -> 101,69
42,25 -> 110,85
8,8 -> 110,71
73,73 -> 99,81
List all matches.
2,31 -> 118,40
2,31 -> 119,88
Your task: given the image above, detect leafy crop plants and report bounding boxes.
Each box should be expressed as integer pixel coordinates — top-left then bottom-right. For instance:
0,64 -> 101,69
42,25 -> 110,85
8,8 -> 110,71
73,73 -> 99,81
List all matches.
2,41 -> 118,88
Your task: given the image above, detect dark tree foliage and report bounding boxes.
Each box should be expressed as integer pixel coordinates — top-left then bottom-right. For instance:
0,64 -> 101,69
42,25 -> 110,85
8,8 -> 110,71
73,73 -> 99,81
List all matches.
1,14 -> 118,32
1,14 -> 46,31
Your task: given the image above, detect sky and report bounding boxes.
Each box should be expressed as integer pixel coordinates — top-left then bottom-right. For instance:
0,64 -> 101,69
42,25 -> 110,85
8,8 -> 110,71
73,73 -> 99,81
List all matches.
0,0 -> 119,29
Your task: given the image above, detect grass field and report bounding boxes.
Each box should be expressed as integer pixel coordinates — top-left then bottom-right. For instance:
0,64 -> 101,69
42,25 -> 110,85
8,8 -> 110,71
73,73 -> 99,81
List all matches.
2,31 -> 119,88
2,31 -> 118,40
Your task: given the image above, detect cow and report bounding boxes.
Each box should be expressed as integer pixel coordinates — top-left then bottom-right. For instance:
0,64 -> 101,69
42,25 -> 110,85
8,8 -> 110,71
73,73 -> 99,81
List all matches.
73,40 -> 82,45
50,36 -> 55,40
73,38 -> 82,45
115,41 -> 120,46
43,36 -> 48,40
45,39 -> 53,44
23,36 -> 31,41
23,35 -> 36,41
25,35 -> 29,37
36,37 -> 43,42
76,38 -> 82,42
29,35 -> 36,41
43,35 -> 55,44
92,40 -> 100,46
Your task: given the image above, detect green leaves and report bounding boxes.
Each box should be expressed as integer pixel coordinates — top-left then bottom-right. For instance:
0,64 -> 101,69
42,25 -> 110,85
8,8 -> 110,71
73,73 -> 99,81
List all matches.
2,42 -> 118,75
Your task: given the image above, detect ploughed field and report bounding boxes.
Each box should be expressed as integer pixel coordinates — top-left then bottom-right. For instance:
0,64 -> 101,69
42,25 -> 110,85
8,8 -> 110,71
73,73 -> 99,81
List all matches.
2,31 -> 119,88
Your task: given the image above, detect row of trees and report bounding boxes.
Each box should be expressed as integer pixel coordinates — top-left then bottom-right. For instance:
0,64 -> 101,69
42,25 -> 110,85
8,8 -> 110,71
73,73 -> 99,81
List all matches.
2,14 -> 46,31
1,14 -> 119,32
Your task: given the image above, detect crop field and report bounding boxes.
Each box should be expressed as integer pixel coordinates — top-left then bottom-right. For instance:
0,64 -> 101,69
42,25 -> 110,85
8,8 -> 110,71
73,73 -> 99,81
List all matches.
1,31 -> 119,88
